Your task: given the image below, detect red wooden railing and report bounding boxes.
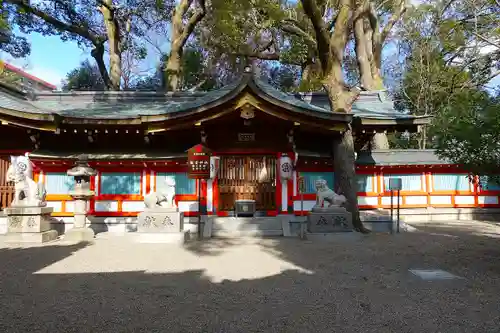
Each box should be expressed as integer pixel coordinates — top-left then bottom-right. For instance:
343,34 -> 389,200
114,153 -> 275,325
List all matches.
0,157 -> 14,210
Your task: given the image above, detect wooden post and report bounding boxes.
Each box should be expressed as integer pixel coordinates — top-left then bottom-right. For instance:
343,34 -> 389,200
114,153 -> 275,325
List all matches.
198,180 -> 202,239
298,176 -> 306,239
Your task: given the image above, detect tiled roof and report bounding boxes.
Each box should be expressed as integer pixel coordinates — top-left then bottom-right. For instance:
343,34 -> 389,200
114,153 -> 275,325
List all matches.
252,79 -> 331,114
0,72 -> 427,124
293,90 -> 418,120
356,149 -> 450,165
27,78 -> 244,119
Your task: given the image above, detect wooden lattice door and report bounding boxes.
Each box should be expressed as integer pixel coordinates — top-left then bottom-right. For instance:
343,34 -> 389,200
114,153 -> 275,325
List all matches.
218,155 -> 276,211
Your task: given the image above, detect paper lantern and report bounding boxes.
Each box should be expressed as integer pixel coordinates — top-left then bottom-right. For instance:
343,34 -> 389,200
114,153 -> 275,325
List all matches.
279,155 -> 293,180
210,156 -> 220,180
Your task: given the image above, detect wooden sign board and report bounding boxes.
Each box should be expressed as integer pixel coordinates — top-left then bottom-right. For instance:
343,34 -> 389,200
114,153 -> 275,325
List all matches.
187,144 -> 212,179
388,178 -> 402,191
238,133 -> 255,142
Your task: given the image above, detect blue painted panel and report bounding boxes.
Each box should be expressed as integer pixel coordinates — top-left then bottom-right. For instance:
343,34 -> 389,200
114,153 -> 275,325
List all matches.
479,175 -> 500,191
384,174 -> 422,191
356,174 -> 374,192
45,172 -> 74,194
157,172 -> 196,195
301,172 -> 334,193
100,172 -> 141,195
433,174 -> 470,191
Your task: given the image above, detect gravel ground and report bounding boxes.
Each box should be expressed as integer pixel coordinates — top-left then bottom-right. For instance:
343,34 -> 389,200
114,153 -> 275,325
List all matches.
0,221 -> 499,333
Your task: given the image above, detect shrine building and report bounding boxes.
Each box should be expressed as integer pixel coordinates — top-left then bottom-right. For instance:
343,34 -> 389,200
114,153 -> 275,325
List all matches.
0,68 -> 498,235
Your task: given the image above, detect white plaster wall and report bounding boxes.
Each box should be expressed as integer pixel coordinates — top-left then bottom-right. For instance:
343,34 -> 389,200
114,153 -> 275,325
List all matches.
94,173 -> 99,192
293,171 -> 297,196
207,180 -> 213,212
405,196 -> 428,205
293,200 -> 315,212
454,196 -> 475,205
478,196 -> 498,205
65,201 -> 75,212
122,201 -> 145,212
430,196 -> 452,205
46,201 -> 63,212
358,197 -> 378,206
178,201 -> 198,212
281,180 -> 288,211
381,196 -> 403,206
142,170 -> 147,195
95,200 -> 119,212
150,170 -> 155,191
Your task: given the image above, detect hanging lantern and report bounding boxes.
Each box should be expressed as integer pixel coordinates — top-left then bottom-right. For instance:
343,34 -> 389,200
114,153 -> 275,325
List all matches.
210,156 -> 220,180
279,154 -> 293,180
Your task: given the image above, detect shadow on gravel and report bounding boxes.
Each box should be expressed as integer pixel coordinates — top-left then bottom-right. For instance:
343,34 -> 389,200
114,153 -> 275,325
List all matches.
0,225 -> 499,332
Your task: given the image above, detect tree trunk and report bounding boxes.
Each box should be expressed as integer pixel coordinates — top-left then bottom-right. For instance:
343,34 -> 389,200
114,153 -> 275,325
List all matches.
420,126 -> 427,149
371,132 -> 389,149
302,60 -> 313,82
370,44 -> 385,90
324,83 -> 367,233
91,44 -> 112,90
164,44 -> 183,91
301,0 -> 367,233
354,16 -> 374,89
164,0 -> 206,92
333,127 -> 368,233
100,0 -> 121,91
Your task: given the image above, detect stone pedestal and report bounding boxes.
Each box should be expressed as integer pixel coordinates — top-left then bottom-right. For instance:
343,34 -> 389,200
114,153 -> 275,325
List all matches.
64,227 -> 95,242
135,208 -> 187,244
3,206 -> 58,243
307,207 -> 353,233
64,197 -> 95,242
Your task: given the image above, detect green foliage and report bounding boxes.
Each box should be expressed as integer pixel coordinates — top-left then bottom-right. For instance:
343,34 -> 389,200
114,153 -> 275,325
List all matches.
0,3 -> 30,58
433,90 -> 500,178
62,59 -> 105,90
264,64 -> 299,92
0,63 -> 23,86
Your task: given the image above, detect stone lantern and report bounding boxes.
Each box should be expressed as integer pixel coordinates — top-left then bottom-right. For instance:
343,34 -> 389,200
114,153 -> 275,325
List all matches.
65,155 -> 97,242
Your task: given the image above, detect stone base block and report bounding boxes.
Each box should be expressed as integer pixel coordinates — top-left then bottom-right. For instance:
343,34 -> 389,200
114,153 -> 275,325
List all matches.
305,232 -> 361,242
3,230 -> 59,244
63,228 -> 95,242
307,209 -> 352,233
134,231 -> 188,244
5,206 -> 54,233
137,210 -> 184,233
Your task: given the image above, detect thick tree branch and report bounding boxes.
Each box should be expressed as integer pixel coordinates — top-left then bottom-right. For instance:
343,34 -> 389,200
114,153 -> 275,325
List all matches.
380,0 -> 407,44
91,44 -> 112,89
7,0 -> 106,46
178,0 -> 206,49
301,0 -> 331,71
281,19 -> 317,48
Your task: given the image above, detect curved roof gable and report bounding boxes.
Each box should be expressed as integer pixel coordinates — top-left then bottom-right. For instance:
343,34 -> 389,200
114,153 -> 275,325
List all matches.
0,70 -> 352,125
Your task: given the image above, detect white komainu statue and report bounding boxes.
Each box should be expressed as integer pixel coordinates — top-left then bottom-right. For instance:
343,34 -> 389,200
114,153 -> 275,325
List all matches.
314,179 -> 346,209
6,155 -> 47,207
144,175 -> 177,209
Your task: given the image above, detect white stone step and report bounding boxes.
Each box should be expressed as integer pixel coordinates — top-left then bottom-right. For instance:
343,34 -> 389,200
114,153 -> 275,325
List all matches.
211,217 -> 282,231
211,229 -> 283,238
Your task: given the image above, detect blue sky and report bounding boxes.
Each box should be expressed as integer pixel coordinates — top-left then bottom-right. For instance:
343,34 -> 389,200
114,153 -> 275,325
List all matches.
2,29 -> 166,89
4,31 -> 90,88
